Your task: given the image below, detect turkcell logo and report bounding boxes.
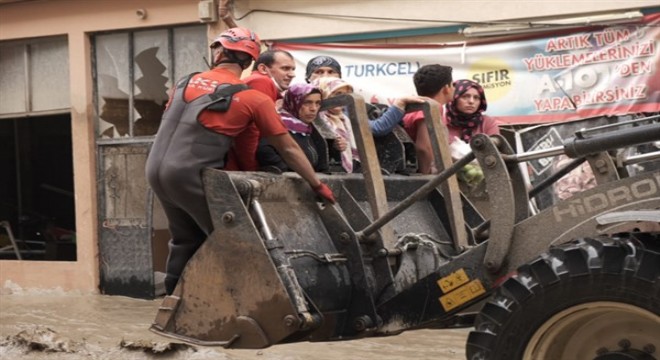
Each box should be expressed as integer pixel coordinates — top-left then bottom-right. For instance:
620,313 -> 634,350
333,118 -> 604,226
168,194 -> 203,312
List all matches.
345,62 -> 421,78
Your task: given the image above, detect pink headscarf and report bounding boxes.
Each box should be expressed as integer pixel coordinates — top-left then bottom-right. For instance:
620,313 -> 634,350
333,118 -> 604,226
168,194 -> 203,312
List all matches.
278,83 -> 321,135
313,77 -> 358,172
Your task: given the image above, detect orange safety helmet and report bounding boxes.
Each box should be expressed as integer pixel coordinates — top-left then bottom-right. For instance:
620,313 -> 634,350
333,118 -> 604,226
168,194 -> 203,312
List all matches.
210,27 -> 261,61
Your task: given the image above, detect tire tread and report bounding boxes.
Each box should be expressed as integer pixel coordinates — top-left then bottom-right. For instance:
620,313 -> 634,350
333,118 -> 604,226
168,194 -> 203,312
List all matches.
466,233 -> 660,360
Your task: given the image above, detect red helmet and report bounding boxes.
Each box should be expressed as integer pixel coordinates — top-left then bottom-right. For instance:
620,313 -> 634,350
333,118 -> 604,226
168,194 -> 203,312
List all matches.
210,27 -> 261,61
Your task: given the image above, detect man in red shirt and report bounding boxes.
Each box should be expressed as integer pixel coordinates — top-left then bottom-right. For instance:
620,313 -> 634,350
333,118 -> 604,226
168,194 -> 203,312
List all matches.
146,27 -> 335,295
227,50 -> 297,170
402,64 -> 455,174
244,50 -> 296,100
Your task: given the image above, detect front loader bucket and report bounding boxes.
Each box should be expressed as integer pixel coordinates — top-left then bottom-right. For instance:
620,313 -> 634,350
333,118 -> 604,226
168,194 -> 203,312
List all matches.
150,170 -> 306,348
149,92 -> 660,350
150,167 -> 472,348
149,96 -> 474,348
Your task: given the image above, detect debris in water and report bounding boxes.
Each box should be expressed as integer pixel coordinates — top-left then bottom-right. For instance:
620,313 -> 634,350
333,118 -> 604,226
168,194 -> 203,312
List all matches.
119,339 -> 196,354
1,326 -> 83,353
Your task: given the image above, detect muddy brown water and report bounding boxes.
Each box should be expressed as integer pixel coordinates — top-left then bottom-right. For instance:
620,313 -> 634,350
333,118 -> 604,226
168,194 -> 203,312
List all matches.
0,284 -> 470,359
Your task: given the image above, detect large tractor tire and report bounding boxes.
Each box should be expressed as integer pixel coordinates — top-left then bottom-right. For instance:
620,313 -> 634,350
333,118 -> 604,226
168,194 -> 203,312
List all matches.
466,233 -> 660,360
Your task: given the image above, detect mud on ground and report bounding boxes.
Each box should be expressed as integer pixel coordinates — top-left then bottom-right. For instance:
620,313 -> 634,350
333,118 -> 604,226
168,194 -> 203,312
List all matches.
0,283 -> 470,360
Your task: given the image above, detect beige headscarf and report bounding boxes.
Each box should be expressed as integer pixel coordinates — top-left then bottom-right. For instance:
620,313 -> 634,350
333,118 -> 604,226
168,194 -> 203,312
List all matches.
313,77 -> 358,172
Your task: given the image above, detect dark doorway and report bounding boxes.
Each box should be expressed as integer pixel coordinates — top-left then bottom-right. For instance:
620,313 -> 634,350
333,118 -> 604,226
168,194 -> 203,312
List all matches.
0,114 -> 76,261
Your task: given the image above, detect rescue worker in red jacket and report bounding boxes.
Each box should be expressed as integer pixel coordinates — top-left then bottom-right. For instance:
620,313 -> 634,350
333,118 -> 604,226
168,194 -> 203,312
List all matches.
146,27 -> 335,295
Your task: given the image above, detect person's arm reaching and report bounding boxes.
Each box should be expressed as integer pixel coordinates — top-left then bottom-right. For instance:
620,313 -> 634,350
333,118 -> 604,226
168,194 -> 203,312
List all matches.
369,96 -> 426,137
266,133 -> 336,203
369,106 -> 404,136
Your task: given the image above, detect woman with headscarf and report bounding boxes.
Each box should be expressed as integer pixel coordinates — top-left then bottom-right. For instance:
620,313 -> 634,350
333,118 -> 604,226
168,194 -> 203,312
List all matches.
444,79 -> 500,143
306,56 -> 425,136
444,80 -> 500,188
313,77 -> 360,173
256,83 -> 326,172
305,55 -> 342,83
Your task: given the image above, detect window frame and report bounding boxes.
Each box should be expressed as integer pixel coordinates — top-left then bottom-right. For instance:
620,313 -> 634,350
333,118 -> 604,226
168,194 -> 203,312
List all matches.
92,24 -> 208,144
0,35 -> 70,119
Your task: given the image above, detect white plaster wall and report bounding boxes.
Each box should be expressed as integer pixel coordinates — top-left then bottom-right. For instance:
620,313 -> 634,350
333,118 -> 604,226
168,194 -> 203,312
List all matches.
234,0 -> 659,40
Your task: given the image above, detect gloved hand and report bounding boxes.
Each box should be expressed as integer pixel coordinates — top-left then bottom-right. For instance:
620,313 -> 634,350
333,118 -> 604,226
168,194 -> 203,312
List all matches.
312,182 -> 336,204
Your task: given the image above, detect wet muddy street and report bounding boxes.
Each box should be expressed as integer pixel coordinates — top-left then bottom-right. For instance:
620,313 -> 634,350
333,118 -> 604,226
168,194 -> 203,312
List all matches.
0,286 -> 470,360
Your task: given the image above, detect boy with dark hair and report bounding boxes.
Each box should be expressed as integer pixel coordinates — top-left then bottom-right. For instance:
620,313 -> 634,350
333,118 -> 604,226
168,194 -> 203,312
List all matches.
402,64 -> 455,174
412,64 -> 454,97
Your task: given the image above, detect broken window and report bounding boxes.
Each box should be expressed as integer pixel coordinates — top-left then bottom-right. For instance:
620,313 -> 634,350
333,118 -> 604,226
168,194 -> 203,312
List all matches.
94,25 -> 207,139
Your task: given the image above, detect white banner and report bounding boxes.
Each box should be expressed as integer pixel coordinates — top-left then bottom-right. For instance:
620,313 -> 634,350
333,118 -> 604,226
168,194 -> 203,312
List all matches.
274,14 -> 660,125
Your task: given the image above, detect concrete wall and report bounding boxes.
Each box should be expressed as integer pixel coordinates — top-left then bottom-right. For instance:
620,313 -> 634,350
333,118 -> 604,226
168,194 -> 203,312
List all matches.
236,0 -> 660,41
